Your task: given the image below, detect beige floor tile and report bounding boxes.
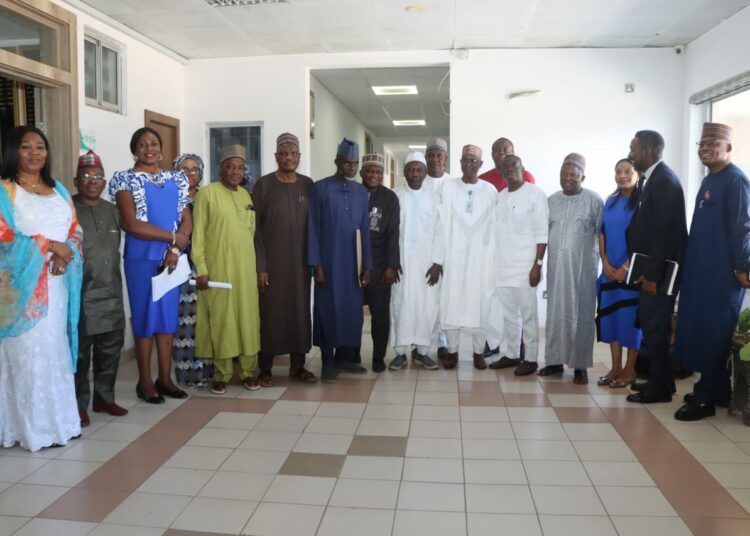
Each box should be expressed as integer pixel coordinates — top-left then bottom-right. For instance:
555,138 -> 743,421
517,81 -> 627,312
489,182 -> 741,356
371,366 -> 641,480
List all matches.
237,386 -> 286,400
511,422 -> 567,441
460,406 -> 509,422
205,411 -> 264,430
530,485 -> 606,515
198,470 -> 274,501
242,502 -> 324,536
186,427 -> 250,448
739,442 -> 750,456
170,497 -> 256,534
592,395 -> 639,408
340,455 -> 403,480
103,492 -> 191,528
703,462 -> 750,488
306,416 -> 360,435
363,403 -> 412,420
610,516 -> 693,536
462,439 -> 519,460
464,459 -> 527,485
414,391 -> 459,406
727,488 -> 750,513
466,513 -> 541,535
524,460 -> 591,486
406,437 -> 463,459
137,467 -> 215,495
0,457 -> 48,482
369,390 -> 415,405
461,422 -> 515,440
371,379 -> 417,392
403,457 -> 464,483
12,518 -> 97,536
113,407 -> 172,425
584,461 -> 656,487
419,369 -> 457,381
712,421 -> 750,442
268,400 -> 320,416
239,430 -> 301,451
562,423 -> 621,441
0,516 -> 30,536
293,432 -> 353,455
416,380 -> 458,393
507,407 -> 559,423
0,484 -> 69,517
596,486 -> 677,516
517,440 -> 579,461
88,523 -> 163,536
315,402 -> 367,418
397,481 -> 465,511
221,448 -> 289,474
87,422 -> 152,442
56,439 -> 129,463
317,506 -> 394,536
682,441 -> 750,463
411,405 -> 460,421
664,422 -> 732,442
357,418 -> 410,437
262,474 -> 336,505
393,510 -> 466,536
538,515 -> 617,536
572,440 -> 637,461
457,369 -> 502,382
547,394 -> 598,408
255,414 -> 311,433
278,452 -> 345,478
410,420 -> 461,439
465,483 -> 535,514
329,478 -> 400,508
499,382 -> 545,394
165,446 -> 233,470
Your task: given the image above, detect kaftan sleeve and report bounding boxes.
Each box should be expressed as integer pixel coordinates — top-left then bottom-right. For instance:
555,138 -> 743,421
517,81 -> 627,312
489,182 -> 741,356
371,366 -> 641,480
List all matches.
385,193 -> 400,269
726,172 -> 750,273
359,189 -> 373,270
533,189 -> 549,245
252,179 -> 268,273
307,182 -> 321,267
190,188 -> 210,277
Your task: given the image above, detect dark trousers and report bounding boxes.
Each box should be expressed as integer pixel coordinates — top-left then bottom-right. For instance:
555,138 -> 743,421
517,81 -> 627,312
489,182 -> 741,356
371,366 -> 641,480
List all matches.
638,293 -> 675,395
693,348 -> 732,405
259,352 -> 306,374
363,277 -> 392,362
75,329 -> 124,411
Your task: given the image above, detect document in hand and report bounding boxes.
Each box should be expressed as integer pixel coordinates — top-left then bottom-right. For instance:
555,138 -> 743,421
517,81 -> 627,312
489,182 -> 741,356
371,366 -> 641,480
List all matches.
151,254 -> 191,301
625,252 -> 679,296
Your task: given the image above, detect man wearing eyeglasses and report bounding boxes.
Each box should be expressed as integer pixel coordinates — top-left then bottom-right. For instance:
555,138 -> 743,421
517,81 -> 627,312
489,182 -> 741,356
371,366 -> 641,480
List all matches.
73,150 -> 128,428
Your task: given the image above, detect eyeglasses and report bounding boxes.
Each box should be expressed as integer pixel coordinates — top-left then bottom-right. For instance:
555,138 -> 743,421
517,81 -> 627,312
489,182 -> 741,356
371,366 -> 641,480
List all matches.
181,168 -> 202,176
77,173 -> 105,182
696,139 -> 723,149
461,158 -> 481,164
137,141 -> 160,149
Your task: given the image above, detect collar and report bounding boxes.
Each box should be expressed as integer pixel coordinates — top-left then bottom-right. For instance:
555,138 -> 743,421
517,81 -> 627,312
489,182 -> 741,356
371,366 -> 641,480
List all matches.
643,160 -> 661,180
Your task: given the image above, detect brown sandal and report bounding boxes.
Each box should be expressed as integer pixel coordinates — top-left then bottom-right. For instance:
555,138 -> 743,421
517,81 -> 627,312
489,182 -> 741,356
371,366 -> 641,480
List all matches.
243,377 -> 261,391
211,381 -> 227,395
290,367 -> 318,383
573,369 -> 589,385
259,373 -> 274,388
473,353 -> 488,370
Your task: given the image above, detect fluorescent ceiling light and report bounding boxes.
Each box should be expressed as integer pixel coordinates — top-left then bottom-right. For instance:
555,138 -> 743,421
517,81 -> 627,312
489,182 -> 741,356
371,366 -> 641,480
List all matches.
393,120 -> 426,126
372,85 -> 418,96
408,144 -> 427,150
205,0 -> 289,6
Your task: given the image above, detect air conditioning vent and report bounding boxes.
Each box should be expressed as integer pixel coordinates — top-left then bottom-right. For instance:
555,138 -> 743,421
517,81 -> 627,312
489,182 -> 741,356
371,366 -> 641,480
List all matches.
205,0 -> 290,7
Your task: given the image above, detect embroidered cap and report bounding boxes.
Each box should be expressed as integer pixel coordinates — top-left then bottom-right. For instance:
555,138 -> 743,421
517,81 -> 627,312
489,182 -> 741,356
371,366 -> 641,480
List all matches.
462,144 -> 483,159
220,144 -> 247,164
276,132 -> 299,149
77,150 -> 103,171
426,138 -> 448,153
562,152 -> 586,172
701,122 -> 733,143
337,138 -> 359,160
361,153 -> 385,169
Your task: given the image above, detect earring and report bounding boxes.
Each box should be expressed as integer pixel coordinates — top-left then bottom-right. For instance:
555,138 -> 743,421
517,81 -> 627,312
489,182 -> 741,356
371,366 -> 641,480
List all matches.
158,154 -> 163,161
132,154 -> 137,161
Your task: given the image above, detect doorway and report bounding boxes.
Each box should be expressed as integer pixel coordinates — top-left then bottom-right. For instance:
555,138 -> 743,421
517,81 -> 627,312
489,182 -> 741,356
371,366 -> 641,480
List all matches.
145,109 -> 180,168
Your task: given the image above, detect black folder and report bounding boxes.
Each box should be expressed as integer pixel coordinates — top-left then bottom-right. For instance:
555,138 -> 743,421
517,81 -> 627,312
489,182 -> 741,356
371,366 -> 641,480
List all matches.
625,252 -> 678,296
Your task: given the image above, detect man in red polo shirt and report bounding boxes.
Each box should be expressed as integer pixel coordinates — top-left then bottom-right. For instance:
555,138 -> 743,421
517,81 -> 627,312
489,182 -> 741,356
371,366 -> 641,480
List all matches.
480,137 -> 535,191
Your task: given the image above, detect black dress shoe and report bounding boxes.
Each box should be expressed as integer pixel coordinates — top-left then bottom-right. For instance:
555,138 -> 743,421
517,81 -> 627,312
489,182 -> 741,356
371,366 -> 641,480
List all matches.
335,361 -> 367,374
683,392 -> 729,409
372,359 -> 386,373
674,402 -> 715,421
155,380 -> 188,399
631,382 -> 676,394
136,385 -> 165,404
437,346 -> 449,359
626,391 -> 672,404
482,342 -> 500,359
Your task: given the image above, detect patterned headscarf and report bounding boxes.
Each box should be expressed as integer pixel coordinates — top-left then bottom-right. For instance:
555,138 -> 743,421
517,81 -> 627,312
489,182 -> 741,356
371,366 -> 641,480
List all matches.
173,153 -> 205,176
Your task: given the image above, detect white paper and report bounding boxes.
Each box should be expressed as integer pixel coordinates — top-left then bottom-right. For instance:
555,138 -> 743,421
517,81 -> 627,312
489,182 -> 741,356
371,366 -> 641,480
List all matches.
188,279 -> 232,289
151,254 -> 191,301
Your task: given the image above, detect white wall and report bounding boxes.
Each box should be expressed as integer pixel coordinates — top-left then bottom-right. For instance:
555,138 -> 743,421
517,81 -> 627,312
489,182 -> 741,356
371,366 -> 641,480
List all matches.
310,76 -> 367,180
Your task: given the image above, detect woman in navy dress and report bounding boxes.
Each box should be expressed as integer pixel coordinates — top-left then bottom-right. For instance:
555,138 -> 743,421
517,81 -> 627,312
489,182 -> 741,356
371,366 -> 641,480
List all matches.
109,128 -> 192,403
596,158 -> 642,388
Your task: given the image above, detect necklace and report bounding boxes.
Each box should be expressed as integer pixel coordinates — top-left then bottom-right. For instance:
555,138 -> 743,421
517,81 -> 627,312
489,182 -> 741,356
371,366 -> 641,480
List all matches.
17,175 -> 44,194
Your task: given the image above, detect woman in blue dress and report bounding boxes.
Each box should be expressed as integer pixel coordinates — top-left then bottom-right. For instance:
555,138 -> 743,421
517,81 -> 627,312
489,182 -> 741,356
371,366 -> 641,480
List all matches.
109,128 -> 192,403
596,158 -> 642,388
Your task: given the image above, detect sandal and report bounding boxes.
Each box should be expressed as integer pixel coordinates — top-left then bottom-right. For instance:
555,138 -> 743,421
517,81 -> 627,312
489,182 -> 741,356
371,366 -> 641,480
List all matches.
259,373 -> 274,388
290,367 -> 319,383
537,364 -> 564,376
473,353 -> 488,370
597,372 -> 620,386
573,369 -> 589,385
243,377 -> 261,391
211,381 -> 227,395
609,375 -> 636,389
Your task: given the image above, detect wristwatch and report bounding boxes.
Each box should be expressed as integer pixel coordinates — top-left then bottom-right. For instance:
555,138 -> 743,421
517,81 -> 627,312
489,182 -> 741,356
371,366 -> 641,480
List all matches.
169,247 -> 181,256
535,258 -> 544,266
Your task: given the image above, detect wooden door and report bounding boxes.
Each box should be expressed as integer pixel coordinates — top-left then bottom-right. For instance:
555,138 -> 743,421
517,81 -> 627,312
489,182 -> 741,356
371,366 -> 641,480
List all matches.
144,109 -> 179,169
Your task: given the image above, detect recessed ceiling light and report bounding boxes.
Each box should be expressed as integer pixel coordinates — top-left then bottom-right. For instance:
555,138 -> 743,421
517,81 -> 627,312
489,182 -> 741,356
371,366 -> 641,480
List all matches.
404,4 -> 426,13
408,144 -> 427,150
205,0 -> 289,6
393,120 -> 426,126
372,85 -> 418,96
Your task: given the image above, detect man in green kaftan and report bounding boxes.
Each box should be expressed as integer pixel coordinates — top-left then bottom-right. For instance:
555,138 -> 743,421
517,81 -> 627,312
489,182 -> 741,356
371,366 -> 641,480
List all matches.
192,144 -> 261,393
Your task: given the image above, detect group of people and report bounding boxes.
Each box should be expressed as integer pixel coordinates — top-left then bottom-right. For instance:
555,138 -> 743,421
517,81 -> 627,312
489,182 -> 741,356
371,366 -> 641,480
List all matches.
0,119 -> 747,451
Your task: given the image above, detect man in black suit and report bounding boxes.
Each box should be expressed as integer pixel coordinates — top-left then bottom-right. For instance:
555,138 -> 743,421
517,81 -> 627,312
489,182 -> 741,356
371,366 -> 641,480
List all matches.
625,130 -> 688,404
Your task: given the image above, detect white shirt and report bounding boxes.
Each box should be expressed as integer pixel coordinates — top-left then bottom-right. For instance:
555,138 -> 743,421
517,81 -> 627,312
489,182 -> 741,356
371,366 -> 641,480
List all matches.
641,159 -> 662,191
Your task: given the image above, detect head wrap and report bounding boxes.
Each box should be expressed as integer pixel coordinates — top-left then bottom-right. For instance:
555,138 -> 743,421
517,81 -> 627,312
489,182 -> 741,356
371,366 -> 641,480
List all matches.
701,122 -> 733,143
426,138 -> 448,153
462,144 -> 483,159
337,137 -> 359,160
405,151 -> 427,167
220,144 -> 247,164
172,153 -> 205,175
276,132 -> 299,149
361,153 -> 385,169
562,152 -> 586,172
77,150 -> 103,172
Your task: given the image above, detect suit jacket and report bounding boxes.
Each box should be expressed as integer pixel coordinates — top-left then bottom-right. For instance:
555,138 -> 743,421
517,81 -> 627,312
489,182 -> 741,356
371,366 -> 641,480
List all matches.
368,186 -> 400,273
626,161 -> 688,287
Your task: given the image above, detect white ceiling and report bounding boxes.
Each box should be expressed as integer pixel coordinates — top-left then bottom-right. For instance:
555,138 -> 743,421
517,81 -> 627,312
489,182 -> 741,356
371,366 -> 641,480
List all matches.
78,0 -> 750,59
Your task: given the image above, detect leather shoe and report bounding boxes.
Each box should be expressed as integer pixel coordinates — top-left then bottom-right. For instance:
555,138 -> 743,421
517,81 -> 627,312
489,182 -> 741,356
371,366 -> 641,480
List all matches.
442,352 -> 458,369
92,401 -> 129,416
372,359 -> 386,373
683,392 -> 729,409
79,410 -> 90,428
482,342 -> 500,359
473,353 -> 488,370
155,379 -> 188,399
674,402 -> 715,421
489,356 -> 521,370
136,385 -> 165,404
626,391 -> 672,404
631,381 -> 676,394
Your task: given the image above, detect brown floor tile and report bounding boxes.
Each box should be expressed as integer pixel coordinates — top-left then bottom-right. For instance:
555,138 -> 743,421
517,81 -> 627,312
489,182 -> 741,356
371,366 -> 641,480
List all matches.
281,386 -> 330,401
181,397 -> 275,413
541,382 -> 595,394
458,392 -> 505,406
553,407 -> 609,423
348,435 -> 408,457
458,381 -> 501,393
502,393 -> 551,407
323,387 -> 373,403
135,425 -> 203,448
599,406 -> 657,423
662,486 -> 750,519
335,377 -> 376,389
641,460 -> 723,489
626,440 -> 698,463
494,369 -> 537,381
77,461 -> 157,491
278,452 -> 345,478
684,517 -> 750,536
163,530 -> 232,536
38,487 -> 130,523
158,409 -> 216,428
108,440 -> 179,466
611,420 -> 677,442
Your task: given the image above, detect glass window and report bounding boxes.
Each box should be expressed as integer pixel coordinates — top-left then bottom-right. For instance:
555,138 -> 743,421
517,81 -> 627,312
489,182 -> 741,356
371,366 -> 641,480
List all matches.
712,88 -> 750,176
209,125 -> 262,188
101,46 -> 118,106
84,39 -> 97,100
84,31 -> 122,113
0,8 -> 58,68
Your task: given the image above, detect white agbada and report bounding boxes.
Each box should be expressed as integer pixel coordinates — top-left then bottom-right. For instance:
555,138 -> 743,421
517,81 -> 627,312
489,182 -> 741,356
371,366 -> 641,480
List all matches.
435,178 -> 497,328
390,180 -> 444,349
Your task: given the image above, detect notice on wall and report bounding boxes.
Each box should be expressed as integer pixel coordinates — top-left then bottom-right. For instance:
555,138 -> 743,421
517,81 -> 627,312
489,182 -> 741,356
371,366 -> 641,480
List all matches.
80,129 -> 96,152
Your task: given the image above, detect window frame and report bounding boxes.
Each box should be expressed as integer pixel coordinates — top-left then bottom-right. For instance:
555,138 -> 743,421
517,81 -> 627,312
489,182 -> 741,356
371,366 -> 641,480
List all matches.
206,121 -> 264,183
83,28 -> 124,114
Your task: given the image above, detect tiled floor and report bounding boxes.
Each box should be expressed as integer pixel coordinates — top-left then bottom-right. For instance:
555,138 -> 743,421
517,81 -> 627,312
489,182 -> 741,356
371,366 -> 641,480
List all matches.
1,331 -> 750,535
